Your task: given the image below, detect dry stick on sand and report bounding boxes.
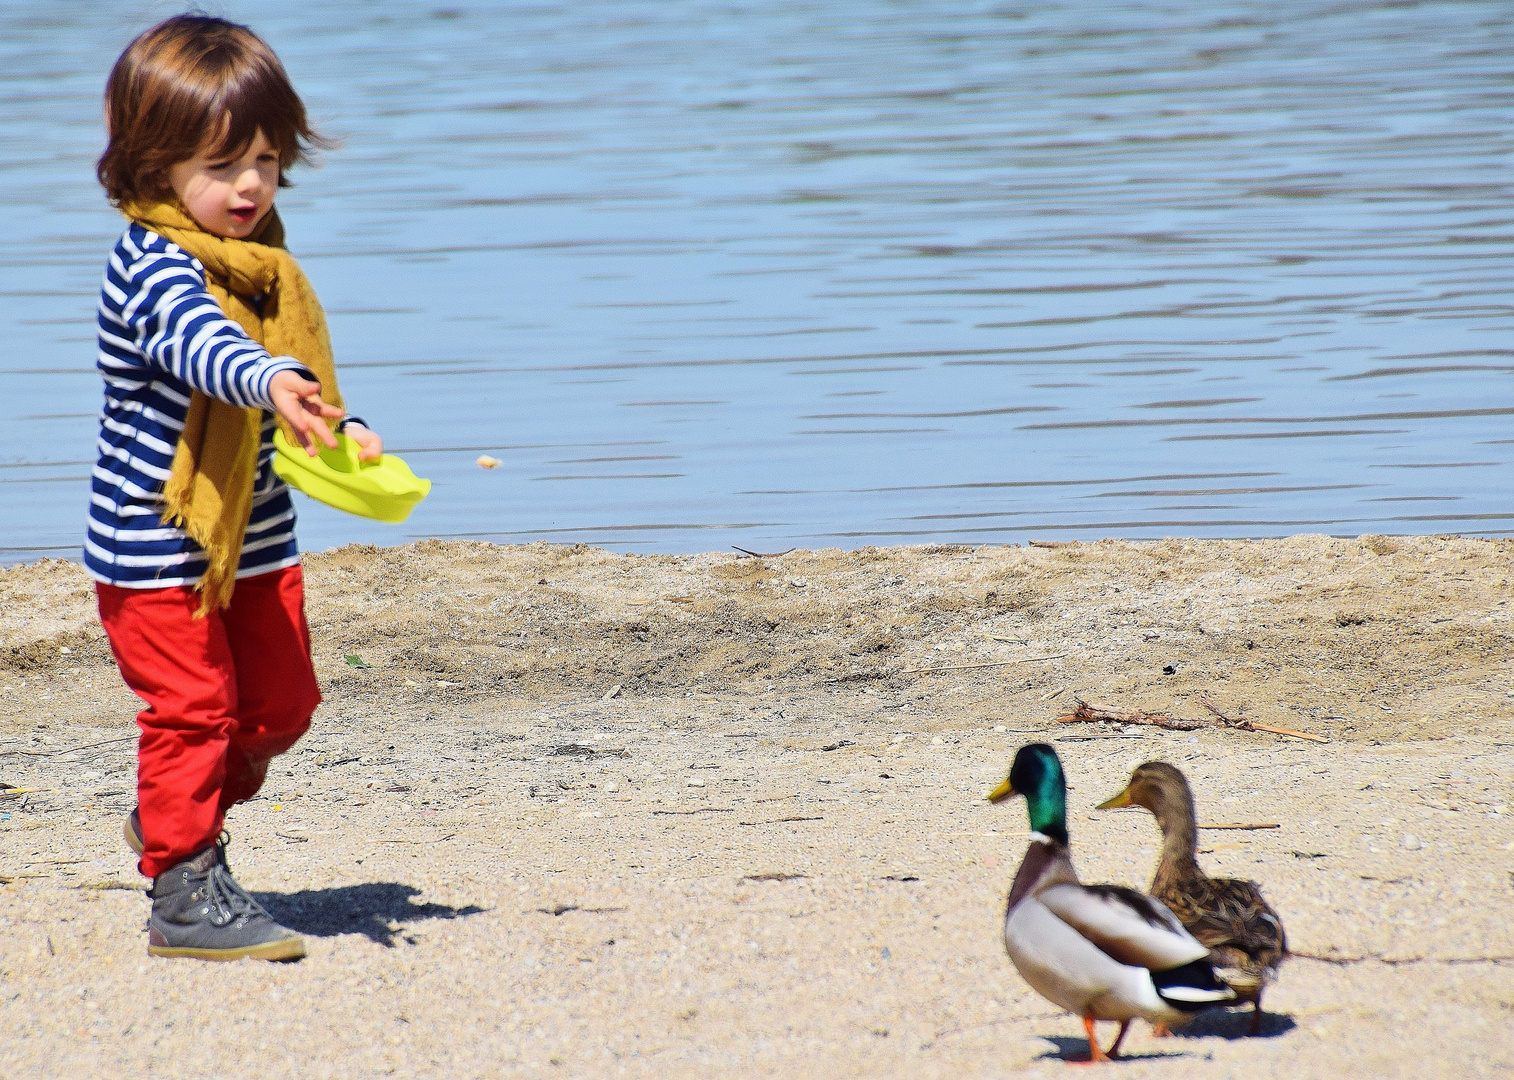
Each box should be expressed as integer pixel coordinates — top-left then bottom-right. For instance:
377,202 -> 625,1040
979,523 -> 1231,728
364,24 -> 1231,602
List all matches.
0,735 -> 136,758
1056,696 -> 1327,742
1199,694 -> 1328,743
1055,699 -> 1210,732
732,546 -> 797,559
899,654 -> 1066,676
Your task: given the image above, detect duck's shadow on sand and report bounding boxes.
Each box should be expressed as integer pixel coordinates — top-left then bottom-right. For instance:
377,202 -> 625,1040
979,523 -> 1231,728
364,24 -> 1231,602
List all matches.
253,882 -> 487,947
1038,1037 -> 1187,1065
1175,1009 -> 1297,1040
1038,1012 -> 1296,1063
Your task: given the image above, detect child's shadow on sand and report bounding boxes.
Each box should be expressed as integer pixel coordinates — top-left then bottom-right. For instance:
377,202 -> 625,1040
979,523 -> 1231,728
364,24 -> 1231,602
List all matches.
254,883 -> 487,947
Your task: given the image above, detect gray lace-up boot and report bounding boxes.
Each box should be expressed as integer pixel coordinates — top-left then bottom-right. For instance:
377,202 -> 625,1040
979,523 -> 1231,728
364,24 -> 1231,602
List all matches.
148,846 -> 305,961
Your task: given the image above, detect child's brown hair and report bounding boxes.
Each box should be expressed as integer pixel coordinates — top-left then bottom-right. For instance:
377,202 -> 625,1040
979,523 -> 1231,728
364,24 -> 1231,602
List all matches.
97,14 -> 328,206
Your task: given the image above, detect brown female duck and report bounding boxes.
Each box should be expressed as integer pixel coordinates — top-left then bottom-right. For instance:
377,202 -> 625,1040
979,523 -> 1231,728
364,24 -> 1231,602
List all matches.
1097,761 -> 1288,1035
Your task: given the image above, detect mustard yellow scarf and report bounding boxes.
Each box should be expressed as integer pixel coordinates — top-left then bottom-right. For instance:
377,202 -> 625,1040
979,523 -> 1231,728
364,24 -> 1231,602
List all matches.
124,200 -> 343,615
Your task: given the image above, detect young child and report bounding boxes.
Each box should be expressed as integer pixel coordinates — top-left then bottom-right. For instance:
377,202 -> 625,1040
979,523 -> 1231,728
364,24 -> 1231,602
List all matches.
90,14 -> 382,961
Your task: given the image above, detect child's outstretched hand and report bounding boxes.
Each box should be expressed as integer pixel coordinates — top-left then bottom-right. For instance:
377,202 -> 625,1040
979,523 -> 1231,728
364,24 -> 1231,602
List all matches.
269,370 -> 343,456
343,421 -> 384,463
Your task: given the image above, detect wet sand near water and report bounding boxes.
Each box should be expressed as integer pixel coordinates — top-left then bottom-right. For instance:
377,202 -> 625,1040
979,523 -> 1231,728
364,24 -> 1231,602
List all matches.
1,536 -> 1511,1077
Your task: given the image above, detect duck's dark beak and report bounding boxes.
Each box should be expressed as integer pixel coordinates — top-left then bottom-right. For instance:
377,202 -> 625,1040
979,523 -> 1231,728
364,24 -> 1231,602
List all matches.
986,777 -> 1016,803
1095,785 -> 1134,810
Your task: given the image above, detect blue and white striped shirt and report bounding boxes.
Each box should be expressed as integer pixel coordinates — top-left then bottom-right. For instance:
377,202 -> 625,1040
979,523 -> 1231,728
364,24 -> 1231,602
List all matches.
85,222 -> 313,589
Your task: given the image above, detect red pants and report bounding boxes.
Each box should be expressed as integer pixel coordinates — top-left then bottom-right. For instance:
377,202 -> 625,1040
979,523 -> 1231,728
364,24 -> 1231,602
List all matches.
96,565 -> 321,878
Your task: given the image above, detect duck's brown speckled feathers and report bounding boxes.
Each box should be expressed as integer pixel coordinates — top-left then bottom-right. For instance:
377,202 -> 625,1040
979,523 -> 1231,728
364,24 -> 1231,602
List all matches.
1151,863 -> 1287,993
1103,761 -> 1288,1032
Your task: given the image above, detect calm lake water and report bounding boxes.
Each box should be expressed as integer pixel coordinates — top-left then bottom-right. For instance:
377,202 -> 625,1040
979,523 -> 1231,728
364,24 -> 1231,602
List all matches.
3,0 -> 1512,562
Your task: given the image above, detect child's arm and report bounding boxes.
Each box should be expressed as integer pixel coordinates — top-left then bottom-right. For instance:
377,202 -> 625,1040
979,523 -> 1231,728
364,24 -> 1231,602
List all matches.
110,242 -> 319,415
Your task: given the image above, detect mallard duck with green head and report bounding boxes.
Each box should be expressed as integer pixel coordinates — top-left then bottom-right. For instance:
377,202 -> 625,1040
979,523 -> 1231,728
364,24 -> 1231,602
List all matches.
1097,761 -> 1288,1035
989,744 -> 1234,1063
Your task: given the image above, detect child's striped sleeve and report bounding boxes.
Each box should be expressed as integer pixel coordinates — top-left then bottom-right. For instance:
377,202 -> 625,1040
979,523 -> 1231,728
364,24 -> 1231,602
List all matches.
118,239 -> 311,408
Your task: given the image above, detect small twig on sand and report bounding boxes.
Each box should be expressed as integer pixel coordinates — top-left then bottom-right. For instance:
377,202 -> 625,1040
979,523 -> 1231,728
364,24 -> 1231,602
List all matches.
1200,695 -> 1327,743
1243,721 -> 1327,742
1198,822 -> 1281,830
1198,695 -> 1241,725
740,816 -> 823,826
732,546 -> 796,559
1056,699 -> 1210,732
900,654 -> 1065,676
0,735 -> 135,758
1291,951 -> 1514,965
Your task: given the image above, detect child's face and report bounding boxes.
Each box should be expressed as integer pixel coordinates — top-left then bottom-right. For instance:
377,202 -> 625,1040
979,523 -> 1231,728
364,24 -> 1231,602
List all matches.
168,126 -> 279,239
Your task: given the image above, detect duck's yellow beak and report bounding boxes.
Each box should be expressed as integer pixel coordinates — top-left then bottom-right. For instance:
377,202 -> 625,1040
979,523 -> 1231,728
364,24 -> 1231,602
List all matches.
1095,785 -> 1133,810
987,777 -> 1016,803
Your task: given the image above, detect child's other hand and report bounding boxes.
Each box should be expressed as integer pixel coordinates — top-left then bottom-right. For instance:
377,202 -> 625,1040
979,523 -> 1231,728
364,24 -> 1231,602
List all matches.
343,422 -> 384,462
269,370 -> 343,456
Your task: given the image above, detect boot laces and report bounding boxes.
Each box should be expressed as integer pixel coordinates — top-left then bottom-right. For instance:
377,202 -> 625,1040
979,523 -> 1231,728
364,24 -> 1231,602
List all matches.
203,863 -> 270,929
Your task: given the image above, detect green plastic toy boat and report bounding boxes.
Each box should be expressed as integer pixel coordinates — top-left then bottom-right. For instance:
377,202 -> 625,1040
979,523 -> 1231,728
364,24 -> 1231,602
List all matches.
272,429 -> 430,523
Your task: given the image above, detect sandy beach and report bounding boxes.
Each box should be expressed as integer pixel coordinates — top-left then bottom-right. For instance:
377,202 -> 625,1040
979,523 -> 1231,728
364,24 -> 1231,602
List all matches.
1,535 -> 1511,1078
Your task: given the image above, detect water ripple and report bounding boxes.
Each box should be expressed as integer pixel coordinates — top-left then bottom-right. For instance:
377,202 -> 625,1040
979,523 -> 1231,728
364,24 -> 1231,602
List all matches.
2,0 -> 1510,557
